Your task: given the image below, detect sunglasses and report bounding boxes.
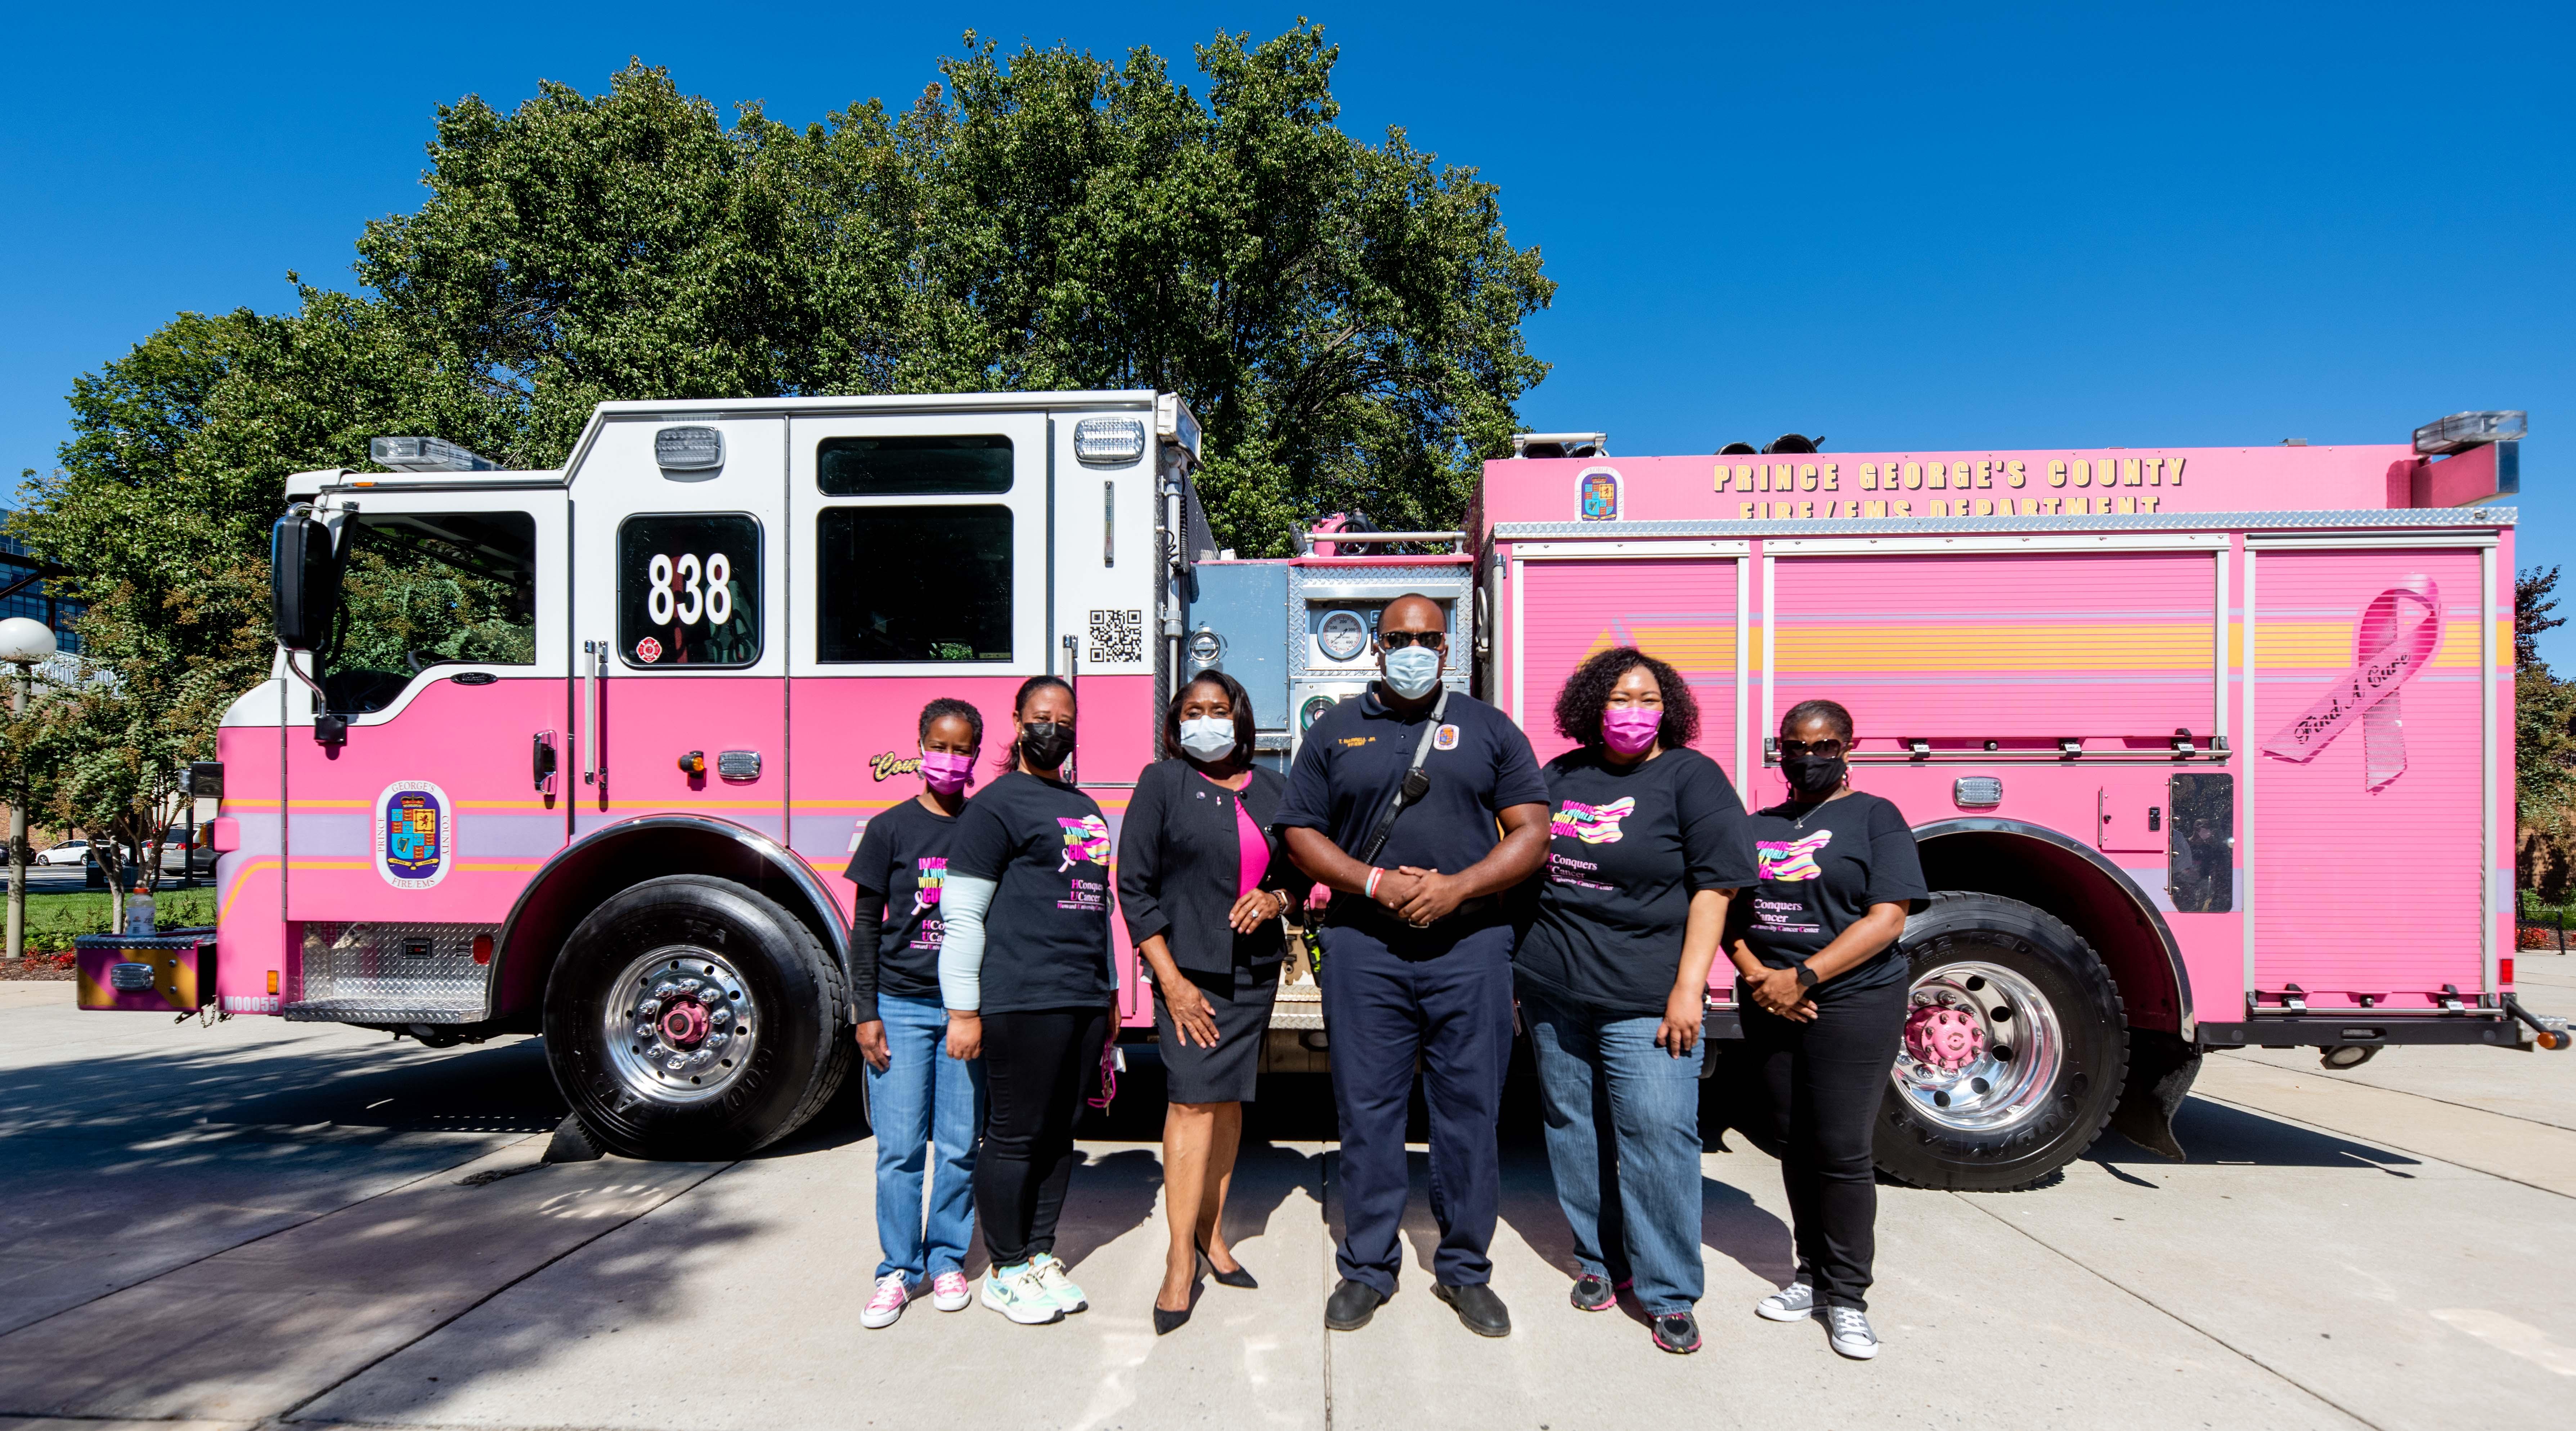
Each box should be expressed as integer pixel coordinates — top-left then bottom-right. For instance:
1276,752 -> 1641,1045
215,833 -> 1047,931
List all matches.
1378,630 -> 1447,651
1779,738 -> 1847,759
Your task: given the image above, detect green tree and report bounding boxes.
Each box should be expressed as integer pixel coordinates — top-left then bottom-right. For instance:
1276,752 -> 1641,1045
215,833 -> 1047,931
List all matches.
10,27 -> 1549,832
2515,566 -> 2576,901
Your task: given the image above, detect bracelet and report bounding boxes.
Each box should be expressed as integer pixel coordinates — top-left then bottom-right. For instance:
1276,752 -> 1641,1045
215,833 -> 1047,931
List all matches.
1365,867 -> 1383,899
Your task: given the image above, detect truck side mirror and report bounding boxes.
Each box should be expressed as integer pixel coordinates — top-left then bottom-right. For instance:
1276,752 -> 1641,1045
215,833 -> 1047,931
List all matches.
270,513 -> 339,650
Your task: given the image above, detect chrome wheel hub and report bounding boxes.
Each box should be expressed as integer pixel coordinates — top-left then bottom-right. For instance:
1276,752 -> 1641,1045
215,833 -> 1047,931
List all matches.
1891,961 -> 2061,1133
601,947 -> 757,1105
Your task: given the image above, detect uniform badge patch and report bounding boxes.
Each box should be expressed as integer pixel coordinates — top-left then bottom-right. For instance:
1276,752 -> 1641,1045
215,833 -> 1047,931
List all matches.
1433,724 -> 1460,750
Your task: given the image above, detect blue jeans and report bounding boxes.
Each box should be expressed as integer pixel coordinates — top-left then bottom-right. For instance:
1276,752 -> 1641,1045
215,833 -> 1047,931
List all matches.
1523,988 -> 1706,1314
868,994 -> 987,1280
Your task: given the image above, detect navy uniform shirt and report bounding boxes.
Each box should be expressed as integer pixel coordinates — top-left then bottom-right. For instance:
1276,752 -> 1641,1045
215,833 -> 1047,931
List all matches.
1277,685 -> 1548,948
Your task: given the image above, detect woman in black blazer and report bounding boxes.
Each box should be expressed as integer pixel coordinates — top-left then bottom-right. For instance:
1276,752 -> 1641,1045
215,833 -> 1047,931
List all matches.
1117,670 -> 1292,1334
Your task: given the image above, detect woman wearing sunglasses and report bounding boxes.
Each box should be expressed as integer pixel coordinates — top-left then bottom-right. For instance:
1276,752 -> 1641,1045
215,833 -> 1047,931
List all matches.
1729,699 -> 1925,1361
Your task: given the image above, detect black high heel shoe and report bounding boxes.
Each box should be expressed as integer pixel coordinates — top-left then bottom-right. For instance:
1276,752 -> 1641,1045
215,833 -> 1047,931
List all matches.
1153,1301 -> 1192,1336
1199,1242 -> 1257,1290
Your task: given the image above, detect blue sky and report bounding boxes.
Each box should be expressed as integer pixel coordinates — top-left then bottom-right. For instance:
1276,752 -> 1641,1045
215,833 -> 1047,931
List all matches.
7,3 -> 2569,655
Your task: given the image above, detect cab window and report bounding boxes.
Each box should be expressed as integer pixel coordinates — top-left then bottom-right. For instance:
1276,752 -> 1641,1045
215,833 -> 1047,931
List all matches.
618,513 -> 762,667
816,506 -> 1012,662
320,510 -> 537,713
816,435 -> 1013,495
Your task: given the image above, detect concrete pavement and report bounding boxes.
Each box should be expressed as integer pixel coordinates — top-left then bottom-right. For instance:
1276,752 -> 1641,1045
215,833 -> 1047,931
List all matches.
0,966 -> 2567,1430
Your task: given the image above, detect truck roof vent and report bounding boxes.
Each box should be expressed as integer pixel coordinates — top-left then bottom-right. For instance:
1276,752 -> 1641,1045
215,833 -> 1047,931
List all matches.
1511,432 -> 1608,459
2414,410 -> 2526,456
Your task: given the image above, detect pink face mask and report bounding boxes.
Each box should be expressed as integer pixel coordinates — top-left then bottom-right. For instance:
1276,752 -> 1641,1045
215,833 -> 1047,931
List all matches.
920,750 -> 976,795
1602,707 -> 1662,756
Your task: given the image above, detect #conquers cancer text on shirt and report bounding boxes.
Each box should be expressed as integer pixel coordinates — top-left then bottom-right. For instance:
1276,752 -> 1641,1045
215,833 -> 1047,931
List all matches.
842,798 -> 956,1022
947,770 -> 1117,1014
1513,746 -> 1757,1017
1732,790 -> 1928,1000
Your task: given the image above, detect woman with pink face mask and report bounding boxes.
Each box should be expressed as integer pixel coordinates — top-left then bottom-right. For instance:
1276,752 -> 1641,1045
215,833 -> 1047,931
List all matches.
1513,648 -> 1754,1355
845,698 -> 987,1329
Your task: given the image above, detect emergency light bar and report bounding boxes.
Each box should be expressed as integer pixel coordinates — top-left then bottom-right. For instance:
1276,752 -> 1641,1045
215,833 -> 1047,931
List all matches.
1074,417 -> 1147,465
1511,432 -> 1608,459
2413,410 -> 2526,456
369,436 -> 500,473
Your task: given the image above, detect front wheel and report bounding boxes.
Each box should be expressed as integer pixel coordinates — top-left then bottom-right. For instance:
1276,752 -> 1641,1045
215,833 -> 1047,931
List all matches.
542,875 -> 852,1158
1873,891 -> 2127,1192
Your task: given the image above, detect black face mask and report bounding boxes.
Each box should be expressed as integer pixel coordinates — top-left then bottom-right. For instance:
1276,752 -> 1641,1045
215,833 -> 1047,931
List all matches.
1019,721 -> 1076,771
1782,752 -> 1845,799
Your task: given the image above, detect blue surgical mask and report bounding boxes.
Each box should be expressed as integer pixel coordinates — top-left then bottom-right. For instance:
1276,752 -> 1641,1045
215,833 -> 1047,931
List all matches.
1382,644 -> 1443,699
1179,716 -> 1236,759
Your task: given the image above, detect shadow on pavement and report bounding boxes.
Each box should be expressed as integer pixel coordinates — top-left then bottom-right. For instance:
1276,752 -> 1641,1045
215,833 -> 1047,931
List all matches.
2093,1095 -> 2423,1174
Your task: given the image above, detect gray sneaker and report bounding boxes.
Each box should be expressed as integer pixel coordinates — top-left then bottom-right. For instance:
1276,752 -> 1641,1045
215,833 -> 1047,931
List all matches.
1755,1281 -> 1815,1323
1826,1304 -> 1879,1359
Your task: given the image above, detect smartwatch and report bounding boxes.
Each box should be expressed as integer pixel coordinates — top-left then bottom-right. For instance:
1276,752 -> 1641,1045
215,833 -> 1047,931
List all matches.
1793,962 -> 1821,990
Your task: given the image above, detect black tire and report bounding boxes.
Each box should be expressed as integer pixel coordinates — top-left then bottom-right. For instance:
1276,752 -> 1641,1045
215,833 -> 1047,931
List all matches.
1873,891 -> 2127,1192
542,874 -> 852,1159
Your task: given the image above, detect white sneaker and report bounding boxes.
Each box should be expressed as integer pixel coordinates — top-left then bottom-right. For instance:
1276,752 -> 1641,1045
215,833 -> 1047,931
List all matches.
929,1270 -> 972,1312
981,1262 -> 1064,1325
1756,1281 -> 1815,1323
1826,1304 -> 1880,1360
1030,1253 -> 1089,1313
860,1272 -> 910,1329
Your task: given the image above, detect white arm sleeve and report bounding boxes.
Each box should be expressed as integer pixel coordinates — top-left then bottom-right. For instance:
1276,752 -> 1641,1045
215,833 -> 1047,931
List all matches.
938,875 -> 999,1011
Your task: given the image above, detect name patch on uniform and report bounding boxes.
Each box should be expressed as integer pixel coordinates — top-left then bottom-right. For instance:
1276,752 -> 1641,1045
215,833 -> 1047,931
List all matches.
374,780 -> 454,889
1433,724 -> 1461,750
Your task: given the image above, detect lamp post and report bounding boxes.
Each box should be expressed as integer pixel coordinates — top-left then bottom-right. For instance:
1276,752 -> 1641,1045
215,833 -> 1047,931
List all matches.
0,617 -> 58,962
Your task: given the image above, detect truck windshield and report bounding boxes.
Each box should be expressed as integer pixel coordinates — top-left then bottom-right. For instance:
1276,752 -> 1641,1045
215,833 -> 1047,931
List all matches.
318,510 -> 538,712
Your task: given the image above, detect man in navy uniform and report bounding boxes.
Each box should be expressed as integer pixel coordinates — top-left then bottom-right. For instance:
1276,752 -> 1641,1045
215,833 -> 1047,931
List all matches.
1279,592 -> 1550,1337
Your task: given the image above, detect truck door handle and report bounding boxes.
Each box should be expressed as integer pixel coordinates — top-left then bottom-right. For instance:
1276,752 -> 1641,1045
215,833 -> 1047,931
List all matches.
533,730 -> 559,795
581,640 -> 605,791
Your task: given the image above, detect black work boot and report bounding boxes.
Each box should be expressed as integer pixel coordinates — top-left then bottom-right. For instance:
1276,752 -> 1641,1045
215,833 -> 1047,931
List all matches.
1325,1278 -> 1387,1331
1434,1280 -> 1512,1337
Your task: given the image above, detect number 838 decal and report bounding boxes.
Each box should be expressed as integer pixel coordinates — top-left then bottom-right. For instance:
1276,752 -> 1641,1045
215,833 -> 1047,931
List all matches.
645,552 -> 736,627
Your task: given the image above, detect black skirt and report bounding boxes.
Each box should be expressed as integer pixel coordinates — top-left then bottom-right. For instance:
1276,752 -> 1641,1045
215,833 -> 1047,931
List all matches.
1152,961 -> 1279,1104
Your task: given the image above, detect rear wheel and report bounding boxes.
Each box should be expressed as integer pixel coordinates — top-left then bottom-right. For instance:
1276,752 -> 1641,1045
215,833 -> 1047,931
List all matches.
1873,891 -> 2126,1192
543,875 -> 851,1158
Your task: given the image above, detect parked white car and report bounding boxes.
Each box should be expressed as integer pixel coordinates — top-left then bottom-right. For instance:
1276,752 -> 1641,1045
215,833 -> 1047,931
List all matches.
32,840 -> 93,867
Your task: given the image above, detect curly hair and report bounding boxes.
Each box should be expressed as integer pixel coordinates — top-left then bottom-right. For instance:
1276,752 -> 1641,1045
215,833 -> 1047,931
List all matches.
917,697 -> 983,748
1553,646 -> 1698,751
1162,670 -> 1258,764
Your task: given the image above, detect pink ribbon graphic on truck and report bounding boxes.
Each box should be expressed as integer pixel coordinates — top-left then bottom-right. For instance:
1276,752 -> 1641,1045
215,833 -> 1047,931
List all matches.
2262,574 -> 2441,791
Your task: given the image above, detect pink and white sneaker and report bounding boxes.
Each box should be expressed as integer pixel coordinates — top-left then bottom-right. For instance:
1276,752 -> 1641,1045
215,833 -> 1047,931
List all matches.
930,1270 -> 972,1312
861,1272 -> 911,1329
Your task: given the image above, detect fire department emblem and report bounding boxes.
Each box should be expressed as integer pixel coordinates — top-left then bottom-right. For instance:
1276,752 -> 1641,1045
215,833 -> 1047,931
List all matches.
373,780 -> 454,889
635,636 -> 664,663
1578,465 -> 1621,521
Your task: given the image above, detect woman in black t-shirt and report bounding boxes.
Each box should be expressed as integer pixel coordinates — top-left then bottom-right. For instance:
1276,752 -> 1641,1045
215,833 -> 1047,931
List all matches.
845,698 -> 987,1331
1516,647 -> 1753,1356
938,675 -> 1116,1327
1728,698 -> 1927,1363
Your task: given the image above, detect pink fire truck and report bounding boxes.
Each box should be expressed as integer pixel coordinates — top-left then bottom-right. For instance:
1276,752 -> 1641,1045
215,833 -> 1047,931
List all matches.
99,391 -> 2559,1190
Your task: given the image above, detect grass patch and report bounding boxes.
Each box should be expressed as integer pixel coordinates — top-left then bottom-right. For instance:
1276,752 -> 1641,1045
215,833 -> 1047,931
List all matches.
7,888 -> 216,951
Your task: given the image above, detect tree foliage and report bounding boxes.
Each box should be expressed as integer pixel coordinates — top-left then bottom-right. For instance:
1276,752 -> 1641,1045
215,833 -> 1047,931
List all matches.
2515,566 -> 2576,900
7,27 -> 1550,866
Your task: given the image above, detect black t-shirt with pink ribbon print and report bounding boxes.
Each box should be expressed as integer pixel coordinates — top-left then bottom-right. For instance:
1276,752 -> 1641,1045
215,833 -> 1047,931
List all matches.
1511,747 -> 1757,1018
842,797 -> 956,1022
947,770 -> 1117,1015
1731,791 -> 1927,1002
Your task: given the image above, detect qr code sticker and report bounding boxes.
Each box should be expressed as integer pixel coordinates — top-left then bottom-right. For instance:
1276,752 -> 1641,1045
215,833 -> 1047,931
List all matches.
1088,608 -> 1145,665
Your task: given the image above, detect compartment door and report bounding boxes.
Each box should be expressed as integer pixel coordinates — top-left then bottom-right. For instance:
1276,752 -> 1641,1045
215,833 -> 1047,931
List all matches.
1513,554 -> 1745,786
2248,544 -> 2490,1009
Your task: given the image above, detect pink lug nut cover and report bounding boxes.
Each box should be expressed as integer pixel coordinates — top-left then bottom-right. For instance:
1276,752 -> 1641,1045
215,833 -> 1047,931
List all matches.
1904,1004 -> 1984,1073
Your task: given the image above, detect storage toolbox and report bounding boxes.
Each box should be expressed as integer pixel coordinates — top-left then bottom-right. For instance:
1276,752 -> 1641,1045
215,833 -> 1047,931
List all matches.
75,931 -> 216,1013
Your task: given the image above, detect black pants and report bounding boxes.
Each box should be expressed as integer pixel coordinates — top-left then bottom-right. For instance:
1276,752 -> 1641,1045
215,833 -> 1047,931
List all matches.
1742,976 -> 1908,1311
1320,920 -> 1516,1294
973,1006 -> 1110,1267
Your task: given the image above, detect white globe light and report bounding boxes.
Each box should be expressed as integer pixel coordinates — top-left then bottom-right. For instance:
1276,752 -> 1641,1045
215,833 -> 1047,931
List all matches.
0,617 -> 59,665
